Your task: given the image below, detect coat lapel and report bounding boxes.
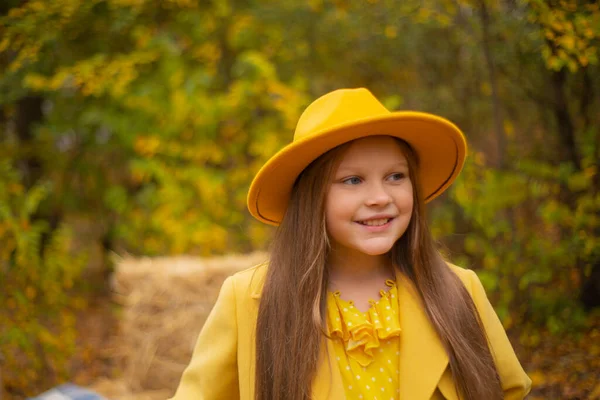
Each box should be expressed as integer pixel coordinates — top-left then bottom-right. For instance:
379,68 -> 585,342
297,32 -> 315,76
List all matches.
395,268 -> 449,400
312,336 -> 346,400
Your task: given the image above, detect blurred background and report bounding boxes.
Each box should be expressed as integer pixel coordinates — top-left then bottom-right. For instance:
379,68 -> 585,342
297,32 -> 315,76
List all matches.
1,0 -> 599,399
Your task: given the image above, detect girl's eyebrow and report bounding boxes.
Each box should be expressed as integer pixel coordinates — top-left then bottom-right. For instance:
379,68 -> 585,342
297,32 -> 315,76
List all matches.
336,160 -> 408,174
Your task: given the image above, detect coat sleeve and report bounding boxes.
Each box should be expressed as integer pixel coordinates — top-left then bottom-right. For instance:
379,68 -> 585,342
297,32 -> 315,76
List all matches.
170,276 -> 240,400
466,270 -> 532,400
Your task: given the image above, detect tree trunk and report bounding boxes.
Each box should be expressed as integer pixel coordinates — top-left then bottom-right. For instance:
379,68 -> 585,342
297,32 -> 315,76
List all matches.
476,0 -> 506,168
15,96 -> 44,189
551,68 -> 581,170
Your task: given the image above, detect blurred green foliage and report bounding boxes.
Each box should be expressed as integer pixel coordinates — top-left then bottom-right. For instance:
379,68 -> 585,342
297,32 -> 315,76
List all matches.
0,160 -> 88,389
0,0 -> 599,396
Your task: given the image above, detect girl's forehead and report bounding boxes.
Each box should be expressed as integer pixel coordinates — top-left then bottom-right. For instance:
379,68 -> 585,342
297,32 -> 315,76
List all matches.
338,136 -> 408,166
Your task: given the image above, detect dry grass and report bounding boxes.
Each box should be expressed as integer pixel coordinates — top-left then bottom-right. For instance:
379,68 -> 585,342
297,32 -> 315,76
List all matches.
90,252 -> 268,400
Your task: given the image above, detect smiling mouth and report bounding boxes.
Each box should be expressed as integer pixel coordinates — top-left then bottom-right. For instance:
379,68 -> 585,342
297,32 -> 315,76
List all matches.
356,218 -> 393,226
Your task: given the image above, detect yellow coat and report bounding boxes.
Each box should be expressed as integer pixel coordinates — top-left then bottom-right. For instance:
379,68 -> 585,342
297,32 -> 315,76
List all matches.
170,263 -> 531,400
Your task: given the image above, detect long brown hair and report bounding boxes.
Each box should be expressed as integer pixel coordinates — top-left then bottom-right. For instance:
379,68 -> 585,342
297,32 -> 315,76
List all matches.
255,137 -> 502,400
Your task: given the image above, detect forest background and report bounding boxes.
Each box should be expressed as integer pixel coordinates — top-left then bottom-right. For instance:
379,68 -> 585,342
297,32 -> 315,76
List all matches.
1,0 -> 599,398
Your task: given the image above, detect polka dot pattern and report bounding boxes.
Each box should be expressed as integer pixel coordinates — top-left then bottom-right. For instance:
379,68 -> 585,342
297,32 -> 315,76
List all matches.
327,280 -> 401,399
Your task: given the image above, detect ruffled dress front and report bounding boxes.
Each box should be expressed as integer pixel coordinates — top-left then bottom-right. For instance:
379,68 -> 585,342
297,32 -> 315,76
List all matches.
327,279 -> 401,399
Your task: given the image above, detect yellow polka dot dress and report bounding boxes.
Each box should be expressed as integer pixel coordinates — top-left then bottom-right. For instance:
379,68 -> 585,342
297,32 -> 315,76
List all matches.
327,279 -> 401,400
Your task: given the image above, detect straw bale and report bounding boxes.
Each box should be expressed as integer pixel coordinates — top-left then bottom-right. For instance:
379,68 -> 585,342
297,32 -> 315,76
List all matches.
91,252 -> 268,399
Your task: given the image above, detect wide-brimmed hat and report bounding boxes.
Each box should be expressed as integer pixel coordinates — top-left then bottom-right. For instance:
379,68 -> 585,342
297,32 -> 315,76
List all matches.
247,88 -> 467,226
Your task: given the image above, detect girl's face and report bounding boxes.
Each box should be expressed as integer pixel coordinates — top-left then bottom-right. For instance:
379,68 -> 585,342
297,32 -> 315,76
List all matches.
326,136 -> 414,258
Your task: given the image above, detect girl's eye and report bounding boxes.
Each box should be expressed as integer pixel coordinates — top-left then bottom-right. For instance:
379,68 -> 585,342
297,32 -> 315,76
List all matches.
388,172 -> 405,181
342,176 -> 362,185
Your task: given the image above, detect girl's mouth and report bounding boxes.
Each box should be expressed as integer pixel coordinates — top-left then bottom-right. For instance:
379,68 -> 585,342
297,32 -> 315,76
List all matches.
356,218 -> 393,226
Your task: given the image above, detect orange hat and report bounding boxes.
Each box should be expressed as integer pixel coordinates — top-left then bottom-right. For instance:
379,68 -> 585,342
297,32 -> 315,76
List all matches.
247,88 -> 467,226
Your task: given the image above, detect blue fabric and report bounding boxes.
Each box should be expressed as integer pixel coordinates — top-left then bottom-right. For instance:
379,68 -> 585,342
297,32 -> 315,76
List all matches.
29,384 -> 107,400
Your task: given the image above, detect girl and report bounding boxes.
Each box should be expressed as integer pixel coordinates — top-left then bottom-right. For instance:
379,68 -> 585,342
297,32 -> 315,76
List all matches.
171,88 -> 531,400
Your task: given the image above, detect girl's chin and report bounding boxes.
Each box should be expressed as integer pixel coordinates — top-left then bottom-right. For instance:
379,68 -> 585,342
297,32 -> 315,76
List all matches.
329,237 -> 399,257
355,243 -> 395,256
360,249 -> 392,256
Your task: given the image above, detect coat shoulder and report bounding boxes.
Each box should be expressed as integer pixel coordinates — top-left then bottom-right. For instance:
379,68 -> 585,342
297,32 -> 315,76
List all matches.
446,261 -> 473,278
446,262 -> 478,294
229,260 -> 269,300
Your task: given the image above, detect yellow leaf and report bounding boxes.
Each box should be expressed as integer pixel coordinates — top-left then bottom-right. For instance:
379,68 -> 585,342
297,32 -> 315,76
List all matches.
561,35 -> 575,51
547,56 -> 562,70
480,82 -> 492,96
0,38 -> 9,53
308,0 -> 322,12
8,182 -> 23,194
384,26 -> 397,38
417,7 -> 432,21
584,166 -> 597,178
529,370 -> 546,386
550,20 -> 564,33
557,49 -> 568,59
567,58 -> 578,72
503,120 -> 515,138
25,286 -> 36,300
590,382 -> 600,400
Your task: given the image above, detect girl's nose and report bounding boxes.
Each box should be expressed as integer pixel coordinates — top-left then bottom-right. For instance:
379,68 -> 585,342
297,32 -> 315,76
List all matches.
365,183 -> 393,206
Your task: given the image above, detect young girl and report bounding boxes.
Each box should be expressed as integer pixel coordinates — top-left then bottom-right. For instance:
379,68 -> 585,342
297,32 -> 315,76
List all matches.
171,88 -> 531,400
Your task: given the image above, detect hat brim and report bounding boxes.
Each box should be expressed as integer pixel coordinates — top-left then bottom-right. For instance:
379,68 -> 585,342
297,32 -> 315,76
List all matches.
247,111 -> 467,226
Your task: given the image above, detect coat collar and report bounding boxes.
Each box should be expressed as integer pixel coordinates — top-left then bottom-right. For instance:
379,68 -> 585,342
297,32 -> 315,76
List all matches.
249,265 -> 449,399
249,266 -> 265,299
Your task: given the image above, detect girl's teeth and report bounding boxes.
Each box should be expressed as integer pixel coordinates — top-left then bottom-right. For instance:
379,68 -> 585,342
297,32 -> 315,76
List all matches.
361,218 -> 390,226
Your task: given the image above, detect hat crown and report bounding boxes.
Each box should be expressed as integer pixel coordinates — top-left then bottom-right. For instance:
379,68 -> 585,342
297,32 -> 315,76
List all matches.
294,88 -> 390,141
